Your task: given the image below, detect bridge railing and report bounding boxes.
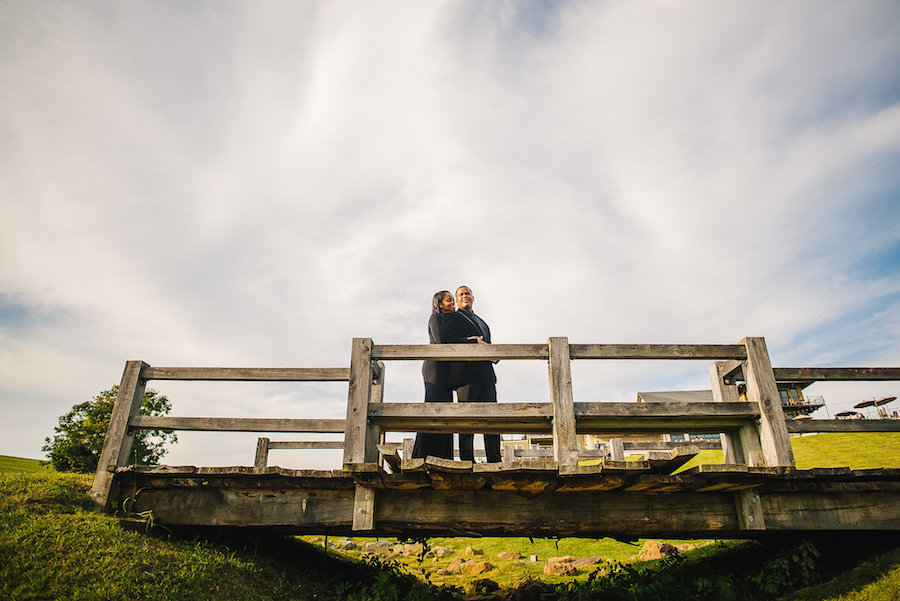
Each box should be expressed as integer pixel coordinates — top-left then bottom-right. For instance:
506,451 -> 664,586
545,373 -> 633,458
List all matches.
91,336 -> 899,510
342,337 -> 797,476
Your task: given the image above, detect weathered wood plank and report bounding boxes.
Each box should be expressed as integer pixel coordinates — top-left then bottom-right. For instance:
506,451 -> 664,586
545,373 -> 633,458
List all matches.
372,344 -> 548,360
131,417 -> 346,433
574,402 -> 759,433
742,337 -> 794,468
91,360 -> 147,509
343,463 -> 384,488
476,461 -> 559,493
142,367 -> 350,381
114,468 -> 900,536
710,360 -> 741,464
785,420 -> 900,433
254,437 -> 269,468
268,441 -> 345,450
556,464 -> 628,491
623,441 -> 722,451
352,485 -> 376,531
623,474 -> 705,493
569,344 -> 747,360
548,337 -> 578,469
608,438 -> 625,461
367,402 -> 551,433
343,338 -> 375,465
644,446 -> 699,475
773,367 -> 900,382
425,457 -> 474,473
377,444 -> 402,473
734,489 -> 766,530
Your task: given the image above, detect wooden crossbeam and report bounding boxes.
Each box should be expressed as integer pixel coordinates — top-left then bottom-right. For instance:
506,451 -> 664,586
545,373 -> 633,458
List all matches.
141,367 -> 350,381
131,416 -> 346,432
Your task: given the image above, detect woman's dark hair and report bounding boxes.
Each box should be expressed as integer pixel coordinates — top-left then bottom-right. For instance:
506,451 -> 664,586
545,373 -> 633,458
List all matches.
432,290 -> 452,313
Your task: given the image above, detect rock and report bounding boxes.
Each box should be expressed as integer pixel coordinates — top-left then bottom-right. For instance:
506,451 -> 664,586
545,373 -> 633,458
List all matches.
336,537 -> 356,550
573,556 -> 602,569
461,561 -> 494,575
544,561 -> 577,576
446,558 -> 464,574
464,546 -> 484,556
428,545 -> 453,558
547,555 -> 578,564
498,551 -> 521,560
307,536 -> 322,543
401,543 -> 425,556
639,541 -> 679,560
364,541 -> 392,554
529,554 -> 539,562
463,578 -> 499,595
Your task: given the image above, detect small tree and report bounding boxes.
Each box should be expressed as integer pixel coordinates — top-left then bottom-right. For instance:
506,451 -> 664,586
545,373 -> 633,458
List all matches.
42,385 -> 177,473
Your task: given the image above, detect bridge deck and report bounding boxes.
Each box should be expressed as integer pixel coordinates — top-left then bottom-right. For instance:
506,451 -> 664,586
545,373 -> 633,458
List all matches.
113,455 -> 900,538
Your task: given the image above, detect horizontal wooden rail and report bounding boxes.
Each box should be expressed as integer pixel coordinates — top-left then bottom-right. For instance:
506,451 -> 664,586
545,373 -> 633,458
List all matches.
365,401 -> 759,434
131,416 -> 346,433
569,344 -> 748,360
785,419 -> 900,433
372,344 -> 548,360
773,367 -> 900,381
371,343 -> 749,361
140,367 -> 351,381
368,402 -> 551,433
574,401 -> 759,433
268,441 -> 344,450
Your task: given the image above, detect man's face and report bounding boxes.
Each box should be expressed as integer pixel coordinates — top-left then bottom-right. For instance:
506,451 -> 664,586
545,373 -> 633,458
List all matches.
456,287 -> 474,311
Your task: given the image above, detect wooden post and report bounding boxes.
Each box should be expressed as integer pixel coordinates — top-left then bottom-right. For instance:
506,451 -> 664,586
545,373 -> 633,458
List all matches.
709,362 -> 741,464
343,338 -> 376,465
608,437 -> 625,462
369,360 -> 385,468
734,489 -> 766,530
254,437 -> 270,469
503,444 -> 515,462
352,485 -> 376,531
402,437 -> 414,461
548,337 -> 578,471
742,337 -> 794,467
90,360 -> 148,509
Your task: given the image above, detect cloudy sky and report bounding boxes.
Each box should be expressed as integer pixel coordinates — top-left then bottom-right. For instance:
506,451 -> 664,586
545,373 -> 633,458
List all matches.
2,1 -> 899,469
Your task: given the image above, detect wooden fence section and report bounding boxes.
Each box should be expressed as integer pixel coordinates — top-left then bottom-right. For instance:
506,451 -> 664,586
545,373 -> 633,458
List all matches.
92,337 -> 900,538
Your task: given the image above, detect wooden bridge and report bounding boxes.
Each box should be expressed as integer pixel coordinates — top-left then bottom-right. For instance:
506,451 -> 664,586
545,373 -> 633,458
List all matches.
91,337 -> 900,538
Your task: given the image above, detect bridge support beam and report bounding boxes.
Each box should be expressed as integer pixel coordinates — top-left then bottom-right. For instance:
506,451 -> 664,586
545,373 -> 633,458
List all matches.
742,337 -> 794,468
91,360 -> 148,509
548,337 -> 578,471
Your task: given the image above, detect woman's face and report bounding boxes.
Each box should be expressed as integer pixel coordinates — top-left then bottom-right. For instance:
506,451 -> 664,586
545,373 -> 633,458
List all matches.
440,293 -> 456,312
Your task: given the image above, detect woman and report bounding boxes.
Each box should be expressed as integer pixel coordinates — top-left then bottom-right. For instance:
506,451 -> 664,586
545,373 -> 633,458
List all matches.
411,291 -> 456,459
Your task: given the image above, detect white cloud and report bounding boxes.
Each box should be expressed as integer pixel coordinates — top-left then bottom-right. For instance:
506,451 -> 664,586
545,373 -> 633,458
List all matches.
1,0 -> 898,467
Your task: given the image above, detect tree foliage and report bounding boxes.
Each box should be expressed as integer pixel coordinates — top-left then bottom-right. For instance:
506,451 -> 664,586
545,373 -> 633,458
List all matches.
42,385 -> 177,473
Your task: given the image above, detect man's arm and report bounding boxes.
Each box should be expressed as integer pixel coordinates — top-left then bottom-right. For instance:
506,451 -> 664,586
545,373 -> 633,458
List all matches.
440,312 -> 478,344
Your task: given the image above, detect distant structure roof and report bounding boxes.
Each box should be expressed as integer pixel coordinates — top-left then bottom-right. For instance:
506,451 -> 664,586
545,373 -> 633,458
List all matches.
636,390 -> 714,403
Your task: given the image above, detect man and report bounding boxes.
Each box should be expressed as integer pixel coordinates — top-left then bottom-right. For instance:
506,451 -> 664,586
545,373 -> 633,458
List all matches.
444,285 -> 501,463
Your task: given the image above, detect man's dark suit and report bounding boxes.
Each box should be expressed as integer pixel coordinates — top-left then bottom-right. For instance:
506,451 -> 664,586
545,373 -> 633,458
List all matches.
443,309 -> 501,463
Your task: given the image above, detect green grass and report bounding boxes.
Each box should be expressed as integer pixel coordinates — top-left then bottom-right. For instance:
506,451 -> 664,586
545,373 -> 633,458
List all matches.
317,535 -> 732,590
0,455 -> 54,474
790,433 -> 900,470
0,471 -> 450,601
674,433 -> 900,473
784,545 -> 900,601
3,433 -> 900,600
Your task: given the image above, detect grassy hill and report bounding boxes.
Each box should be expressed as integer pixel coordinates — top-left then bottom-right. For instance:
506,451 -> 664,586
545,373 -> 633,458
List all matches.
2,433 -> 899,600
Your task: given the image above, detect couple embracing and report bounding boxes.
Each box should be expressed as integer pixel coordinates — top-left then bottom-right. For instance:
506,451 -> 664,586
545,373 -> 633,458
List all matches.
412,286 -> 502,463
